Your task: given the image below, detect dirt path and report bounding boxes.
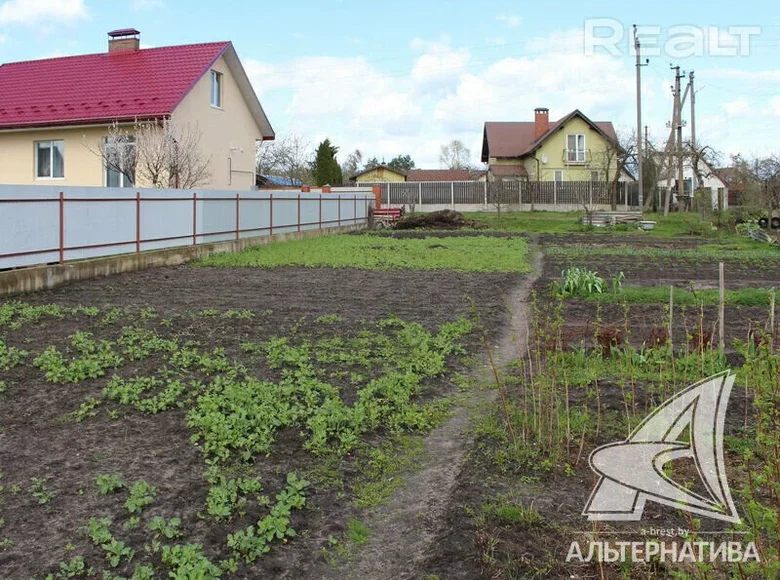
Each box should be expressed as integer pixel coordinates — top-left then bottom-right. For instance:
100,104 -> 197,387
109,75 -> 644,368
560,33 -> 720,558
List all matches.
320,241 -> 543,580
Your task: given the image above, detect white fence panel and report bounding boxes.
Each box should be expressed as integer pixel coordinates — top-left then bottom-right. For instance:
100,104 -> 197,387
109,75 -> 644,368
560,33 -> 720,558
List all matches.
0,185 -> 373,269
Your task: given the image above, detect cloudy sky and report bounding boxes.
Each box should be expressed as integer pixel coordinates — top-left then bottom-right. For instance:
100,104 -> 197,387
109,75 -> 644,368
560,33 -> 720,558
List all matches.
1,0 -> 778,168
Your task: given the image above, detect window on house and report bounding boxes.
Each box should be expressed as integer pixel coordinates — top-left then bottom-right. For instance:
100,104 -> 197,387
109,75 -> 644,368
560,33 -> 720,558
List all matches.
35,140 -> 64,179
554,170 -> 564,182
566,134 -> 586,163
104,136 -> 136,187
590,171 -> 600,182
210,70 -> 223,108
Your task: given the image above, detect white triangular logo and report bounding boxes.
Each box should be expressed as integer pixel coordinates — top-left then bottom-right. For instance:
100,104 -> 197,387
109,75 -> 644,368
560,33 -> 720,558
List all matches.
584,371 -> 740,524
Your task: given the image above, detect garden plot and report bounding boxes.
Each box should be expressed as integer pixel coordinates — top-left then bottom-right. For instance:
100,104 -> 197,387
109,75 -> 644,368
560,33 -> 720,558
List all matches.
419,232 -> 780,580
0,246 -> 528,579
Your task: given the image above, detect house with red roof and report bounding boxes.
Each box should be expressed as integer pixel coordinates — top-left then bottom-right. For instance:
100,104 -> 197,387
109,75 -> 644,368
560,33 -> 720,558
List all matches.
481,108 -> 633,184
0,29 -> 274,190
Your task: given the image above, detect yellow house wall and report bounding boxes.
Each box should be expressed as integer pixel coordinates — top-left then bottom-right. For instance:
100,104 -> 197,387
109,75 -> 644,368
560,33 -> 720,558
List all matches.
530,117 -> 618,182
354,167 -> 406,183
171,54 -> 264,191
0,126 -> 108,186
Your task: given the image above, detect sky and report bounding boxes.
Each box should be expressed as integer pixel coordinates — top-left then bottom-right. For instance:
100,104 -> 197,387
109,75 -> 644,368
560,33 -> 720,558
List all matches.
1,0 -> 778,169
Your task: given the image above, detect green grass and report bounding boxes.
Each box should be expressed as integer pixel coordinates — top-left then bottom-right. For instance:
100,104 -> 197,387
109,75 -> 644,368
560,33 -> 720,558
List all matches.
195,235 -> 532,273
462,210 -> 745,240
346,518 -> 370,545
546,243 -> 780,263
583,286 -> 776,306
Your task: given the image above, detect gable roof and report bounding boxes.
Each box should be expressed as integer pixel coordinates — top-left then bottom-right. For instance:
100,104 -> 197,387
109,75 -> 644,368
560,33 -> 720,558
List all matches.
0,41 -> 274,138
351,164 -> 407,180
481,109 -> 616,162
406,169 -> 471,182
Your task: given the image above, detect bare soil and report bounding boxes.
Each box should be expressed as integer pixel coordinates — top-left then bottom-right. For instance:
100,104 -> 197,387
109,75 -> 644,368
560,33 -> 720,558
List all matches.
0,265 -> 524,579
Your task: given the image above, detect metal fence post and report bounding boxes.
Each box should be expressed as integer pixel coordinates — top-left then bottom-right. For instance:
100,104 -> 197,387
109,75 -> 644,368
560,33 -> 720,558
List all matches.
624,182 -> 629,211
58,191 -> 65,264
269,193 -> 274,235
338,194 -> 342,226
297,194 -> 301,232
319,194 -> 322,229
192,192 -> 197,245
235,193 -> 240,240
136,192 -> 141,253
450,182 -> 455,209
418,182 -> 422,206
483,181 -> 488,206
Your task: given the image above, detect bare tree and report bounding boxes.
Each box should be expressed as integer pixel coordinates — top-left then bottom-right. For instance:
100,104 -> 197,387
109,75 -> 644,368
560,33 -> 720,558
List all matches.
89,120 -> 211,188
591,131 -> 636,211
486,176 -> 516,219
340,149 -> 363,183
439,139 -> 472,170
255,133 -> 313,186
730,154 -> 780,222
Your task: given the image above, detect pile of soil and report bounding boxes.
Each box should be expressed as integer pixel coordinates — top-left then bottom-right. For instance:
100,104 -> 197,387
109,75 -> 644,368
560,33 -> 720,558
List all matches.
394,209 -> 488,230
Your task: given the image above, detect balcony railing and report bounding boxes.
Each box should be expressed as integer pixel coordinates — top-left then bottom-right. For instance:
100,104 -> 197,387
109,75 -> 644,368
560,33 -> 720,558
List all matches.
562,149 -> 591,164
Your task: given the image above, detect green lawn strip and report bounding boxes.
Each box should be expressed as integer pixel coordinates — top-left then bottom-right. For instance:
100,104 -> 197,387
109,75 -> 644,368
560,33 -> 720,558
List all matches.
195,235 -> 531,273
462,211 -> 744,240
582,286 -> 776,307
545,243 -> 780,263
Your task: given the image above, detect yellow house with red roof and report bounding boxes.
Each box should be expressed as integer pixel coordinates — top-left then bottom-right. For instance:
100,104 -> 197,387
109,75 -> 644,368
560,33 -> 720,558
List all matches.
0,29 -> 274,190
482,108 -> 632,184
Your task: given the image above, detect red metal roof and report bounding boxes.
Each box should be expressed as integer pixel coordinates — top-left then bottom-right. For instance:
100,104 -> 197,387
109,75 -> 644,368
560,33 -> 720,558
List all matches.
406,169 -> 471,182
0,41 -> 230,129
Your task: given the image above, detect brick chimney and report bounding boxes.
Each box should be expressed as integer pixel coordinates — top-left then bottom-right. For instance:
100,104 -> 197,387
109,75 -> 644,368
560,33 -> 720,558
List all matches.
534,107 -> 550,140
108,28 -> 140,53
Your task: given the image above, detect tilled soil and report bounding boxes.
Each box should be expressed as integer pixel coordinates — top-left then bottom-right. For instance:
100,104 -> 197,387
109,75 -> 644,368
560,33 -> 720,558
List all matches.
0,264 -> 525,579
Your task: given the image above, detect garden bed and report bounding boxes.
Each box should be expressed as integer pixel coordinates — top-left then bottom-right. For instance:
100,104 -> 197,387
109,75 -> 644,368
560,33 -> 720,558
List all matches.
0,264 -> 523,579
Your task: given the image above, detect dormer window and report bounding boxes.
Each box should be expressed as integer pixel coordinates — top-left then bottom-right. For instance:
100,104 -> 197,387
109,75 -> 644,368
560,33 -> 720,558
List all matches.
210,70 -> 223,108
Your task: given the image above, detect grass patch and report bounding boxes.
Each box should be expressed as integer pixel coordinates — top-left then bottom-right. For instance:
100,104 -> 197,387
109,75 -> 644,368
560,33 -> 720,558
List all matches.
195,235 -> 531,273
463,211 -> 742,239
351,436 -> 427,509
346,518 -> 370,546
584,286 -> 777,306
546,242 -> 780,263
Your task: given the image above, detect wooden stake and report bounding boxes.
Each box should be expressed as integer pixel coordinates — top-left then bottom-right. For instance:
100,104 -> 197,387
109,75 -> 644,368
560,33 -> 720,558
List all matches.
719,262 -> 725,351
770,290 -> 776,337
669,285 -> 674,350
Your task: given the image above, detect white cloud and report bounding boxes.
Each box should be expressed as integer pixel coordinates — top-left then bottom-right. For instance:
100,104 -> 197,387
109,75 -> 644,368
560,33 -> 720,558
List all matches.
721,97 -> 749,118
0,0 -> 87,26
496,14 -> 522,28
0,33 -> 6,42
766,96 -> 780,117
410,39 -> 470,90
132,0 -> 163,9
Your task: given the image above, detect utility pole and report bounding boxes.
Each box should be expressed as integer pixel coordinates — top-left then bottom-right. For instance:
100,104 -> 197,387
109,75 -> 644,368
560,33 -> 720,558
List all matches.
689,71 -> 698,192
675,67 -> 686,211
634,25 -> 648,211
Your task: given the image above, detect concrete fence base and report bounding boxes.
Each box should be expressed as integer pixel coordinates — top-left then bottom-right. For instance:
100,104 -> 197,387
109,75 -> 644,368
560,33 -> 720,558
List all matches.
0,224 -> 364,297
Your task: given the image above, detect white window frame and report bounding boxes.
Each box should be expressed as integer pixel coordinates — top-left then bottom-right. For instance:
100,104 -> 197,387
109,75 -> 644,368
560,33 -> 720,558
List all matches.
566,134 -> 586,164
554,170 -> 564,182
210,70 -> 223,108
35,140 -> 65,180
104,136 -> 136,188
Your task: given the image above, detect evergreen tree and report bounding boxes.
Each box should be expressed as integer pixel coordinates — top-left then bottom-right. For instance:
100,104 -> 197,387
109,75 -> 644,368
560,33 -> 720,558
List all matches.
311,139 -> 343,186
388,154 -> 415,172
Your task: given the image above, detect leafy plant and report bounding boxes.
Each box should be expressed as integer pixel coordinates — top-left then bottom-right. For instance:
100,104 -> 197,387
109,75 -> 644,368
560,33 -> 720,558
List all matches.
29,477 -> 55,504
160,544 -> 222,578
0,338 -> 27,370
148,515 -> 182,540
95,473 -> 125,495
104,539 -> 134,568
555,267 -> 605,297
125,480 -> 157,514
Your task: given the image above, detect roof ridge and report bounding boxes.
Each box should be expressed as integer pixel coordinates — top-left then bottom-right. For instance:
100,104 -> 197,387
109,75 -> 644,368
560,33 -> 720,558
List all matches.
1,41 -> 231,68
